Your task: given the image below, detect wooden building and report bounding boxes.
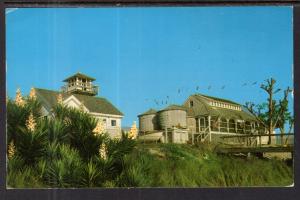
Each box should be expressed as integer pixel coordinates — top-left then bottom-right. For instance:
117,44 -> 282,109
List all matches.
184,94 -> 264,143
138,93 -> 264,144
34,72 -> 123,138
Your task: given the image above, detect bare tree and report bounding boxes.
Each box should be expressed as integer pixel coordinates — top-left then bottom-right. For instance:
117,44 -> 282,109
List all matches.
245,78 -> 293,145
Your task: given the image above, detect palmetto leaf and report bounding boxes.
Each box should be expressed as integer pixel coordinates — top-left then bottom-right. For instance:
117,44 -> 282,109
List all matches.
15,126 -> 47,165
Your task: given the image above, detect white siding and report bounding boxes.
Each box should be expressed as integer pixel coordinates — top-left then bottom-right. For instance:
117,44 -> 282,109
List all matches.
92,114 -> 122,139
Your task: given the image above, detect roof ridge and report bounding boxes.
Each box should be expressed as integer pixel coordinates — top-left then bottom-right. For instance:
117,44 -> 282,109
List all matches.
34,87 -> 60,93
194,93 -> 240,105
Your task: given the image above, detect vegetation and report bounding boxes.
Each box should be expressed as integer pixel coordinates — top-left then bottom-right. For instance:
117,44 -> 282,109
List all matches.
7,89 -> 136,188
7,88 -> 293,188
118,143 -> 293,187
245,78 -> 294,144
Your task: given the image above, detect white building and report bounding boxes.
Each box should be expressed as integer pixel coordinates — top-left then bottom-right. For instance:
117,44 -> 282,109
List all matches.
35,72 -> 123,138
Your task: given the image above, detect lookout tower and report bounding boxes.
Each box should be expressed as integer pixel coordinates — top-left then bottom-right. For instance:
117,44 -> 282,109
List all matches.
61,72 -> 99,96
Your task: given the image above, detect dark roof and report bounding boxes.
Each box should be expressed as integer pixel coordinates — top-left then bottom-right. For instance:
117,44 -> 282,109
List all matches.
185,94 -> 257,121
158,104 -> 186,112
138,108 -> 157,117
195,93 -> 240,106
73,94 -> 123,116
34,88 -> 123,116
63,72 -> 96,82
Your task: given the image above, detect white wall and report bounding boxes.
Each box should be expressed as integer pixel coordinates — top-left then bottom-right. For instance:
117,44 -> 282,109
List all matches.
91,114 -> 123,138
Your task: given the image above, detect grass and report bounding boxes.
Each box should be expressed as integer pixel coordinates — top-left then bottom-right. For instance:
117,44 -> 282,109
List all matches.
7,142 -> 293,188
120,143 -> 293,187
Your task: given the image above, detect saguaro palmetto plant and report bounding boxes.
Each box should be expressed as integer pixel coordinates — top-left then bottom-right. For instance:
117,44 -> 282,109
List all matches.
6,89 -> 42,143
7,92 -> 137,188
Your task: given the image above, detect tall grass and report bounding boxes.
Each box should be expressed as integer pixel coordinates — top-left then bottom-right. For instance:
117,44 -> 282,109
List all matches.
119,143 -> 293,187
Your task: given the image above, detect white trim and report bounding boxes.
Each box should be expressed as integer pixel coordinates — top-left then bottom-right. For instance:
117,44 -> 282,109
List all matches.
89,112 -> 123,118
63,95 -> 90,112
210,131 -> 244,135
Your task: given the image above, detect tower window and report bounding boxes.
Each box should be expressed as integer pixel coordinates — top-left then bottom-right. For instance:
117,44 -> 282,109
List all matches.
189,100 -> 194,107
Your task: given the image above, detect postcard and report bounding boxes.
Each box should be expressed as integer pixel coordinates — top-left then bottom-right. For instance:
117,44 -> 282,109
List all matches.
5,6 -> 294,188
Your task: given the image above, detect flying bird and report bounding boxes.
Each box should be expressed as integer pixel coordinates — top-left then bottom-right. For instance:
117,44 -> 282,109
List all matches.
208,85 -> 212,90
252,81 -> 257,85
178,89 -> 181,94
221,85 -> 225,90
242,83 -> 247,87
196,86 -> 199,91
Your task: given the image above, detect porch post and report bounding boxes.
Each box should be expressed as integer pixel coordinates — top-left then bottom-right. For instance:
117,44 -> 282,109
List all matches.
165,127 -> 168,143
198,118 -> 201,132
192,132 -> 194,145
227,119 -> 229,133
235,120 -> 238,133
208,115 -> 211,142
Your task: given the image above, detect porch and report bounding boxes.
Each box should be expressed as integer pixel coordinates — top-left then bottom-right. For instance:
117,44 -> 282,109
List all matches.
190,115 -> 266,144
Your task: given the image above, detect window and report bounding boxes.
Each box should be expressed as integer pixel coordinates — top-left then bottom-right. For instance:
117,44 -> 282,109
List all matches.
111,120 -> 116,126
189,100 -> 194,107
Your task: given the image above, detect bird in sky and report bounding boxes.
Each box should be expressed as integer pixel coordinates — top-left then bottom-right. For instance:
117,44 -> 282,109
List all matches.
196,86 -> 199,90
252,81 -> 257,85
208,85 -> 212,90
242,83 -> 247,87
221,85 -> 225,90
178,89 -> 181,94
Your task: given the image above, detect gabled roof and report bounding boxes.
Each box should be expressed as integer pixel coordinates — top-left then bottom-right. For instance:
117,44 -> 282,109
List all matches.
195,93 -> 240,106
138,108 -> 157,117
63,72 -> 96,82
34,88 -> 123,116
185,94 -> 257,121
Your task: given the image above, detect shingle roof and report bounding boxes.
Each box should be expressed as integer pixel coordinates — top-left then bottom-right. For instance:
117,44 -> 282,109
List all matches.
195,93 -> 240,106
34,88 -> 123,116
138,108 -> 157,117
73,94 -> 123,116
186,94 -> 256,121
63,72 -> 96,82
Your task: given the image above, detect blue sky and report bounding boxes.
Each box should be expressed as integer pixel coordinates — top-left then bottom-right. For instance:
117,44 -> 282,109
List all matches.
6,7 -> 293,127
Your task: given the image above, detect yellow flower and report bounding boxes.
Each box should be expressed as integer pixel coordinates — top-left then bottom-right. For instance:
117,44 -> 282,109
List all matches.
15,88 -> 25,107
63,117 -> 71,125
26,112 -> 36,132
8,141 -> 16,159
79,103 -> 85,112
93,120 -> 105,136
57,93 -> 63,105
29,87 -> 37,100
128,121 -> 138,139
99,143 -> 107,160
